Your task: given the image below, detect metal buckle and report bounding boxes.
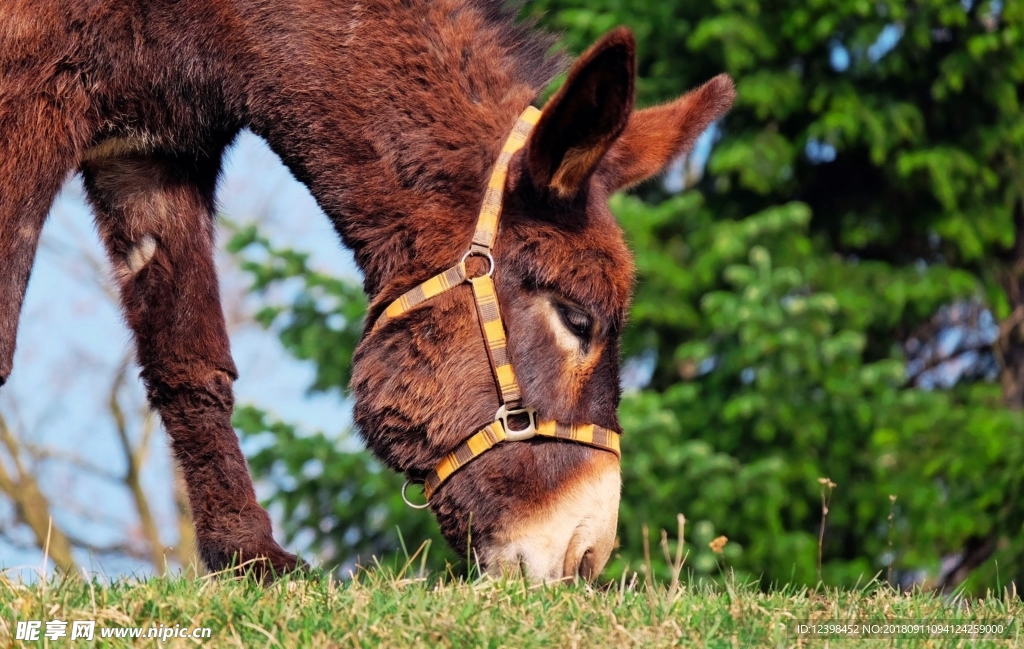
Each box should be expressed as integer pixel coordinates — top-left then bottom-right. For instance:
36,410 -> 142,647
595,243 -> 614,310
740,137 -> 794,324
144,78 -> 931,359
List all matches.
461,248 -> 494,278
401,480 -> 431,509
495,404 -> 537,441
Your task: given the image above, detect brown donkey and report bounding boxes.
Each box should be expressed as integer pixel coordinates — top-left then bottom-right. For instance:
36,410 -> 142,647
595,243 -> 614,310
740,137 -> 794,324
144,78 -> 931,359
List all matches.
0,0 -> 734,580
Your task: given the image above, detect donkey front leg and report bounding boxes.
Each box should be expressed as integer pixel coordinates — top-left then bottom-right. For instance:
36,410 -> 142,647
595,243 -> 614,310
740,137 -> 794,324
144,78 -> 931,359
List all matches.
81,152 -> 299,580
0,98 -> 90,386
0,159 -> 62,387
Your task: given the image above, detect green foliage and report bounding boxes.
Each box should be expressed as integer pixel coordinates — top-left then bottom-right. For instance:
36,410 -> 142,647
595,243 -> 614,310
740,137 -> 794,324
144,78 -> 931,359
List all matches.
228,0 -> 1024,592
227,224 -> 367,395
529,0 -> 1024,283
611,192 -> 1023,587
524,0 -> 1024,590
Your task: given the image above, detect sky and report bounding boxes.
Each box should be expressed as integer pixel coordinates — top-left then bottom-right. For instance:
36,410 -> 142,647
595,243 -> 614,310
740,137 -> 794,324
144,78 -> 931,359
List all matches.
0,131 -> 361,578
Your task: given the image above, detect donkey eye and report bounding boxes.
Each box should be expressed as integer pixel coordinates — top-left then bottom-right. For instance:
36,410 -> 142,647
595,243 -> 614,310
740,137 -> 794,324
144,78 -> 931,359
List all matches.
556,303 -> 592,340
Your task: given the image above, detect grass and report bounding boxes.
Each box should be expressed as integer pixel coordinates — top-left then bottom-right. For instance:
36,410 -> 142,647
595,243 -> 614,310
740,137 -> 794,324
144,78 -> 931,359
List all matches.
1,558 -> 1021,648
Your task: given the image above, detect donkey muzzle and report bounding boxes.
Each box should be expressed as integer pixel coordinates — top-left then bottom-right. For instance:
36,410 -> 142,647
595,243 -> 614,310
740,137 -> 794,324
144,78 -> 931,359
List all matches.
485,450 -> 621,581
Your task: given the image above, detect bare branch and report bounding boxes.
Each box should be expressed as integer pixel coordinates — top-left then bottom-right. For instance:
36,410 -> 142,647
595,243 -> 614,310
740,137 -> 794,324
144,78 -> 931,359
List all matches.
20,442 -> 122,483
172,463 -> 202,575
62,531 -> 154,562
0,414 -> 78,572
134,409 -> 156,471
108,360 -> 166,569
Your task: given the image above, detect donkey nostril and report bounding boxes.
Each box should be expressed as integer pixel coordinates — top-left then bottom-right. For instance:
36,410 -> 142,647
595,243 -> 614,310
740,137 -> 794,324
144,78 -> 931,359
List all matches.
577,548 -> 597,580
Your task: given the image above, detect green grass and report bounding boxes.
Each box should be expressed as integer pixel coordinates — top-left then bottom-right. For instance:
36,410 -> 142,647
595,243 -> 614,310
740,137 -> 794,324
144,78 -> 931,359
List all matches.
1,560 -> 1021,648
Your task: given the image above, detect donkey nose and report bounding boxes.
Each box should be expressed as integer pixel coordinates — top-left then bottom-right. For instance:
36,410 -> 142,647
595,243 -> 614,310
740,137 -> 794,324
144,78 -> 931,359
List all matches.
488,451 -> 620,582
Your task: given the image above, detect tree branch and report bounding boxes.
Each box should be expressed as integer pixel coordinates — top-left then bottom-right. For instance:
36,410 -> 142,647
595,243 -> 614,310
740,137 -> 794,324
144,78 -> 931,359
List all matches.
0,414 -> 78,572
172,463 -> 202,575
109,359 -> 166,569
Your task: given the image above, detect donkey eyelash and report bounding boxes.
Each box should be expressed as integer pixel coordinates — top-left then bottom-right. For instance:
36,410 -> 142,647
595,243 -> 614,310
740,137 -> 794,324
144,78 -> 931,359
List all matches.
555,302 -> 593,340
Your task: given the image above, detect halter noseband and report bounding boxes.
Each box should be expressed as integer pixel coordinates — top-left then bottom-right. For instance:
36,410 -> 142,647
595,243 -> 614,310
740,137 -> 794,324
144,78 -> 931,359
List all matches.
370,106 -> 622,507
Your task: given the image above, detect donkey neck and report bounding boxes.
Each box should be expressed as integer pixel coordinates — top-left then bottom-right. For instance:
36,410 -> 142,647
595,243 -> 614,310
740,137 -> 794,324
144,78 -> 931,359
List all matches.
232,0 -> 562,298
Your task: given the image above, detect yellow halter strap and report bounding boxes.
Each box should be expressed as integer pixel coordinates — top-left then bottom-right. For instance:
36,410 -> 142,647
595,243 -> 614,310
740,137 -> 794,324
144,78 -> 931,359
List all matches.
370,106 -> 621,505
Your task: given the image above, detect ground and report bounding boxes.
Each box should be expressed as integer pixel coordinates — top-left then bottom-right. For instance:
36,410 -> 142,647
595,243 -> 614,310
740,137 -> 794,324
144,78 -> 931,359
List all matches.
1,558 -> 1020,648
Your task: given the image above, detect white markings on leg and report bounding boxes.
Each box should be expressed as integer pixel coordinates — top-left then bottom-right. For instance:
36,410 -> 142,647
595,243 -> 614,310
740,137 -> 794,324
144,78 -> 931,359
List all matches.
126,235 -> 157,274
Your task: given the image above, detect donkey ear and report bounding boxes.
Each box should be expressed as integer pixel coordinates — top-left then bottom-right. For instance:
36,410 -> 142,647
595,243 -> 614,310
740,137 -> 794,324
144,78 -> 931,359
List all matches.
526,27 -> 636,199
599,74 -> 736,192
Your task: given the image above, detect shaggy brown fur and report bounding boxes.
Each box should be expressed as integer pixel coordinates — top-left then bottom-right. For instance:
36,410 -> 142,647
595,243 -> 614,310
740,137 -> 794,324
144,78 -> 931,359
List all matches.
0,0 -> 734,578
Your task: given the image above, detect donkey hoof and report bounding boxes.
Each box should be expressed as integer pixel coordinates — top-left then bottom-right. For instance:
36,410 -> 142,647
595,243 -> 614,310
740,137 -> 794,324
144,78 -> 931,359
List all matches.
201,541 -> 306,583
240,546 -> 306,584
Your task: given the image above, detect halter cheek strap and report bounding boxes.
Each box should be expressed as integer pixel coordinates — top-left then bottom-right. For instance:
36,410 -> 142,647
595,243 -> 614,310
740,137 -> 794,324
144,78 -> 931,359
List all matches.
369,106 -> 622,505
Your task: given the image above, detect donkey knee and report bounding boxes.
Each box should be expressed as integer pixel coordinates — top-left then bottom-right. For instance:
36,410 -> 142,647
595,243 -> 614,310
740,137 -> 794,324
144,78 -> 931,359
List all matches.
140,366 -> 238,431
144,366 -> 235,401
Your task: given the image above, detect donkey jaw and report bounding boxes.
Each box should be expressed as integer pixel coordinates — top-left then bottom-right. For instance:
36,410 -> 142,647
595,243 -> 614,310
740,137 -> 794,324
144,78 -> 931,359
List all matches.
486,452 -> 621,582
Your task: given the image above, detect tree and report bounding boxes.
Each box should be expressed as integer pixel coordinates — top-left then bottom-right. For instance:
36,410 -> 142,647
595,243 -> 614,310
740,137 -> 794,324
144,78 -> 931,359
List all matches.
527,0 -> 1024,590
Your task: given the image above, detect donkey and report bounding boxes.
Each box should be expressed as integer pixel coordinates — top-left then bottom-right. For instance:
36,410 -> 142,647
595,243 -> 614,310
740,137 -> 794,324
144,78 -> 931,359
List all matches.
0,0 -> 734,580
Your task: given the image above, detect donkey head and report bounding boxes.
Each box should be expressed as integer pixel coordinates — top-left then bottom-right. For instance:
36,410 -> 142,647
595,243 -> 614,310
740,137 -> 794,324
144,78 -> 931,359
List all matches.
352,27 -> 735,580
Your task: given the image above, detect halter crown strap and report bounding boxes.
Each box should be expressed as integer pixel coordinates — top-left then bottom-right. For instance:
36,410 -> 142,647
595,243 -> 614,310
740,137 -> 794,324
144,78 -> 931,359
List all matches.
471,106 -> 541,250
369,106 -> 621,505
370,106 -> 540,334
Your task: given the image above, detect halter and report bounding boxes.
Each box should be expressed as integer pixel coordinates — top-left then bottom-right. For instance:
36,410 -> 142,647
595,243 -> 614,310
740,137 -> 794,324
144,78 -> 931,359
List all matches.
370,106 -> 622,507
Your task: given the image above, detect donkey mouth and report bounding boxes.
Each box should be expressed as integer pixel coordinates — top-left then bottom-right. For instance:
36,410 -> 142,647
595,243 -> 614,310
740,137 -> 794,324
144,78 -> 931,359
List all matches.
484,451 -> 621,581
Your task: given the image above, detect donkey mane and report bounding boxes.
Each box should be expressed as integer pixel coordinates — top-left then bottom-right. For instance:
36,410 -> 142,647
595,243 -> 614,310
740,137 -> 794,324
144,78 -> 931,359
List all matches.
243,0 -> 567,297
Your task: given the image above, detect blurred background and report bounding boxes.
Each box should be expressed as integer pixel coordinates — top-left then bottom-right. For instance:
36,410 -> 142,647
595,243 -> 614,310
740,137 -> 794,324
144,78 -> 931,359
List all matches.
1,0 -> 1022,594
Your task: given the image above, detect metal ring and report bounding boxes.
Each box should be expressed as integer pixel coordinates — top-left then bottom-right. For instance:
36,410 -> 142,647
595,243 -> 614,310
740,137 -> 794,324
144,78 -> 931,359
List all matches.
460,249 -> 494,278
402,480 -> 431,510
